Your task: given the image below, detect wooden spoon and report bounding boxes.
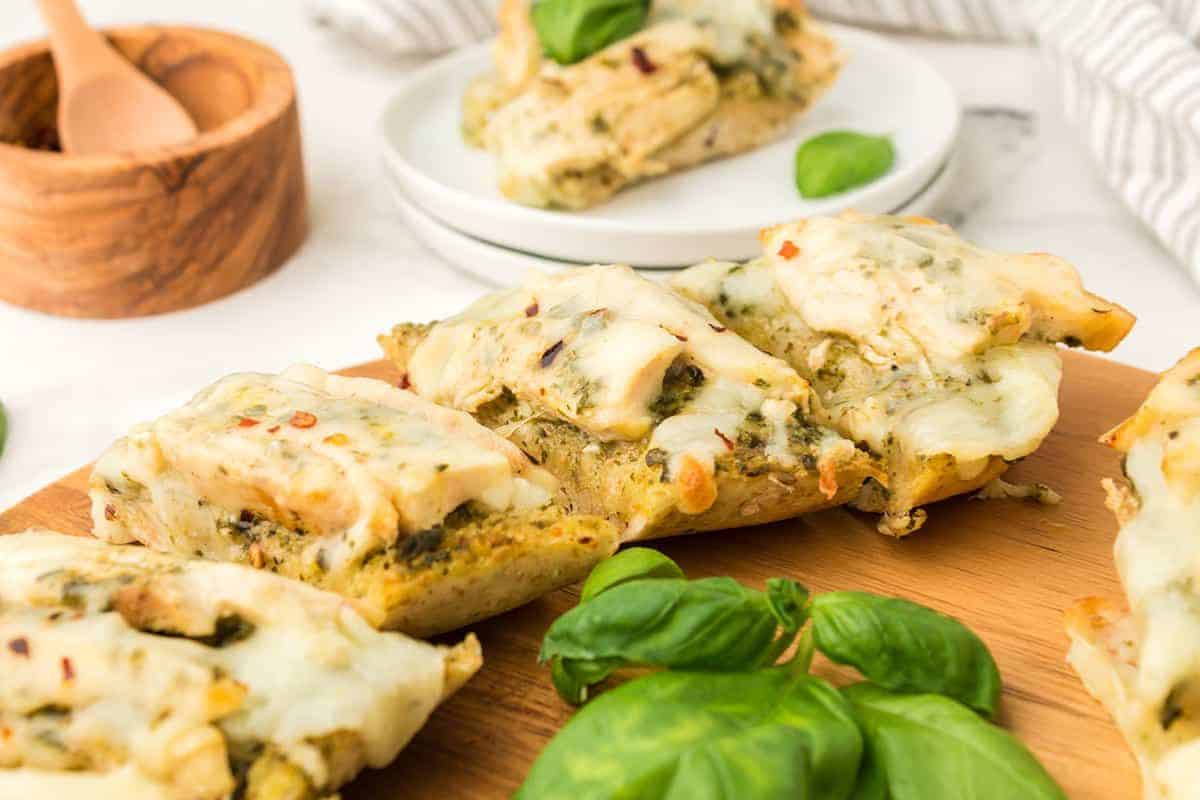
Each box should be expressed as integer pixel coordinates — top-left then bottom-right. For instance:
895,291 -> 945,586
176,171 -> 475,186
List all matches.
38,0 -> 197,155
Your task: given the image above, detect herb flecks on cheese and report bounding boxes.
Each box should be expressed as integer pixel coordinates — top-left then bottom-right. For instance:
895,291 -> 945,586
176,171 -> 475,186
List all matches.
671,212 -> 1135,534
1067,349 -> 1200,800
0,531 -> 478,800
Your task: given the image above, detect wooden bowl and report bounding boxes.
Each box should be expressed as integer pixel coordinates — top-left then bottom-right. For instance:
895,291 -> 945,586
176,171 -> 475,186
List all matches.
0,26 -> 308,318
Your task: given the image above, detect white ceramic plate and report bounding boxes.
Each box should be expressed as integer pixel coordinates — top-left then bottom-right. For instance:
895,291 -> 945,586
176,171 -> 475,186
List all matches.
393,141 -> 960,287
381,24 -> 960,267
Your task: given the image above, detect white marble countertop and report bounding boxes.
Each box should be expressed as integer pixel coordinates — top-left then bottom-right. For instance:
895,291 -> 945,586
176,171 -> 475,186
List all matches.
2,0 -> 1197,511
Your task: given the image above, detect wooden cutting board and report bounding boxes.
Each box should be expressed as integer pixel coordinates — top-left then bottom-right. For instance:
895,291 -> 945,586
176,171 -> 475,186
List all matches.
0,351 -> 1157,799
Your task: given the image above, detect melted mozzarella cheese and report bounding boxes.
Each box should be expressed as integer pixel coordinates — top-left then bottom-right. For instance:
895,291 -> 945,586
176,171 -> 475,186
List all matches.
0,531 -> 467,799
92,365 -> 554,574
649,0 -> 774,63
759,214 -> 1131,364
409,265 -> 811,482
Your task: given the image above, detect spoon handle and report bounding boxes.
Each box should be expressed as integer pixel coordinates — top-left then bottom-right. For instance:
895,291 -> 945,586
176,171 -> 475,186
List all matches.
38,0 -> 118,88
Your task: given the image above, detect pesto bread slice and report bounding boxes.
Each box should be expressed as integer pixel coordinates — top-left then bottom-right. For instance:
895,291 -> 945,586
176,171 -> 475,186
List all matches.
465,0 -> 841,209
89,365 -> 617,637
672,212 -> 1135,535
1067,349 -> 1200,800
0,530 -> 480,800
381,265 -> 880,541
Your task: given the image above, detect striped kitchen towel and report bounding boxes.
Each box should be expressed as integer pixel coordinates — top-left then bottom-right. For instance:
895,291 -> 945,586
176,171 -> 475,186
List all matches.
311,0 -> 1200,281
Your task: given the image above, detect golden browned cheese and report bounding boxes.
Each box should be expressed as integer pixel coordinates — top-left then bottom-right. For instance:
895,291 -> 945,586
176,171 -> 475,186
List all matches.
380,265 -> 880,541
464,0 -> 841,209
672,211 -> 1135,534
1066,350 -> 1200,800
0,531 -> 480,800
88,365 -> 617,636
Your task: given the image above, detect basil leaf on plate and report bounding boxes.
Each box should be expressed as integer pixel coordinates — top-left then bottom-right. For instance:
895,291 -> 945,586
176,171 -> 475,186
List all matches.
532,0 -> 650,65
843,684 -> 1066,800
794,131 -> 895,199
542,576 -> 809,704
580,547 -> 685,602
811,592 -> 1001,718
517,668 -> 863,800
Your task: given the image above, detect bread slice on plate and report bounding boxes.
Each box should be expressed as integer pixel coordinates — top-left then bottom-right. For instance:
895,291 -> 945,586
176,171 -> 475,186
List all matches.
672,211 -> 1135,534
0,530 -> 480,800
464,0 -> 842,209
1066,349 -> 1200,800
89,364 -> 617,637
381,265 -> 881,541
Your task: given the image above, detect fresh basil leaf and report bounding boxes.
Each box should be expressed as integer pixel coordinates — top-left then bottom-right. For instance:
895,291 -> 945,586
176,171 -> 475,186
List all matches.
794,131 -> 895,199
0,399 -> 6,459
532,0 -> 650,65
517,669 -> 863,800
843,684 -> 1066,800
811,592 -> 1001,717
541,577 -> 807,704
581,547 -> 685,602
848,746 -> 889,800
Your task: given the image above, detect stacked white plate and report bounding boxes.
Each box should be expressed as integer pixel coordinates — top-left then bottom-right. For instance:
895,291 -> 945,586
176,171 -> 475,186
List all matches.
380,24 -> 961,285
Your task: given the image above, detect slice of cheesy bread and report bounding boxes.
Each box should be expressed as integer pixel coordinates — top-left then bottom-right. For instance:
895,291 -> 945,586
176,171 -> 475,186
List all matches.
89,365 -> 617,637
0,530 -> 481,800
464,0 -> 841,209
380,265 -> 881,541
1066,350 -> 1200,800
671,212 -> 1135,534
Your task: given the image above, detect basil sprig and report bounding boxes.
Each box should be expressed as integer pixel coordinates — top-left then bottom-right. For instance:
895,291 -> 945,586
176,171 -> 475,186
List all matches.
794,130 -> 895,199
517,668 -> 864,800
542,567 -> 808,703
812,591 -> 1002,717
520,549 -> 1066,799
532,0 -> 650,65
844,684 -> 1067,800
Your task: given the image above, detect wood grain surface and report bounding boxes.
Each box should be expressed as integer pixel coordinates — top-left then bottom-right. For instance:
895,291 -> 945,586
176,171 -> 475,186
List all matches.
0,26 -> 307,318
0,351 -> 1156,799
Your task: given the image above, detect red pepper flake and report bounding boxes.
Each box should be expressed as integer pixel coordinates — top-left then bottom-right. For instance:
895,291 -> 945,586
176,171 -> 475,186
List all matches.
104,504 -> 117,521
267,425 -> 280,434
61,656 -> 75,682
1,726 -> 11,740
7,637 -> 29,657
631,46 -> 657,74
398,373 -> 412,390
525,302 -> 539,317
237,417 -> 260,428
714,429 -> 735,451
778,240 -> 799,260
540,340 -> 565,368
663,327 -> 688,342
289,411 -> 318,429
709,323 -> 727,333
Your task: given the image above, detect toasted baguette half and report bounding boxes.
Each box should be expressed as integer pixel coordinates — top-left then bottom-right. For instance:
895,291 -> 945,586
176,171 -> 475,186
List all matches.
465,0 -> 841,209
381,265 -> 881,540
0,530 -> 480,800
1065,349 -> 1200,800
672,212 -> 1135,534
89,365 -> 617,637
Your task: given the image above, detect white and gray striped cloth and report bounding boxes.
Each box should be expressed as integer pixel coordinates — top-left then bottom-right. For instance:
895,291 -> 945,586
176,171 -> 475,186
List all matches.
311,0 -> 1200,282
